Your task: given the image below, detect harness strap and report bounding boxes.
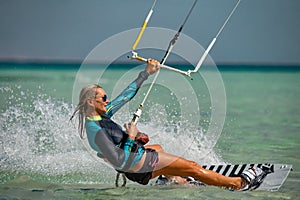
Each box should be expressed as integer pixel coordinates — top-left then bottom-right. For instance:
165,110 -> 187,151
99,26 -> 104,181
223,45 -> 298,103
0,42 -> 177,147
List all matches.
121,142 -> 138,171
115,142 -> 139,187
115,172 -> 127,187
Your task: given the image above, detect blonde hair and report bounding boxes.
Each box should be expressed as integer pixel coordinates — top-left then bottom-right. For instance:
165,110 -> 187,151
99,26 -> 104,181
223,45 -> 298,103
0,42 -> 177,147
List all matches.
70,84 -> 102,139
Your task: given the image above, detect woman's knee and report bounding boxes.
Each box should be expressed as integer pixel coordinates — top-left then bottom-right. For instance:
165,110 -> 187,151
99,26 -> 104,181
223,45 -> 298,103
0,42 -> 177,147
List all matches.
189,160 -> 199,167
145,144 -> 163,152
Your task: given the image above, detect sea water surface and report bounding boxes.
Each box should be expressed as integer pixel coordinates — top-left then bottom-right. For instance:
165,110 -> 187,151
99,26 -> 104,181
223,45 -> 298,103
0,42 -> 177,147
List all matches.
0,63 -> 299,199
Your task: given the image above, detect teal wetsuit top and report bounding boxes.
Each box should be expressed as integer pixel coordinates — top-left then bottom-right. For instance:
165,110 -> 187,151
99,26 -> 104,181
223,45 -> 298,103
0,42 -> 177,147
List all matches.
85,70 -> 149,171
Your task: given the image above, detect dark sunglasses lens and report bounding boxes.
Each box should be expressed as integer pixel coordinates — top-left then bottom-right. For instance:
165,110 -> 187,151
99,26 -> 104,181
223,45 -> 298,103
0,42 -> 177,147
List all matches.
102,95 -> 107,101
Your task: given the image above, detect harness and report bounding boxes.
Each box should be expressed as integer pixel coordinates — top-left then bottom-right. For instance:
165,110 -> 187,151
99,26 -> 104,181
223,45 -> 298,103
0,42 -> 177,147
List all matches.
96,115 -> 141,186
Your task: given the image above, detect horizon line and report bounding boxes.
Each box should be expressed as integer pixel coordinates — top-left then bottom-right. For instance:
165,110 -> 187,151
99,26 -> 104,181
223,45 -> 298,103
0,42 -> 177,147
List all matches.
0,58 -> 300,67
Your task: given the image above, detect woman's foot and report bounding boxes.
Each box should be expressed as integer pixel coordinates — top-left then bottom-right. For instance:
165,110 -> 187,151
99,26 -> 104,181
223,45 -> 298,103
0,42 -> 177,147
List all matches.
239,167 -> 267,191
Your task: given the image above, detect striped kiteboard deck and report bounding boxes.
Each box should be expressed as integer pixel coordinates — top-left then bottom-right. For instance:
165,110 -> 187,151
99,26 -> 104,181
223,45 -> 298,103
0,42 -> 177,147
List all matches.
155,163 -> 292,191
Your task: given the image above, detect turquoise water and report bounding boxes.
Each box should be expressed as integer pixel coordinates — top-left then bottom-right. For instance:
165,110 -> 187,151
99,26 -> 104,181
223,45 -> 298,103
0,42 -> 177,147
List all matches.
0,63 -> 299,199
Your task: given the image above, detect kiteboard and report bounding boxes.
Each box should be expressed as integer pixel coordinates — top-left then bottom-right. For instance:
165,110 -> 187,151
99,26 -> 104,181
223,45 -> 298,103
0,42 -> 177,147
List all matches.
154,163 -> 292,191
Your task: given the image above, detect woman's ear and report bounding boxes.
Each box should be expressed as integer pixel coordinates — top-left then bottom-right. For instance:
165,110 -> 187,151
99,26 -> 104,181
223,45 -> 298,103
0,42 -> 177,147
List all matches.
86,98 -> 94,107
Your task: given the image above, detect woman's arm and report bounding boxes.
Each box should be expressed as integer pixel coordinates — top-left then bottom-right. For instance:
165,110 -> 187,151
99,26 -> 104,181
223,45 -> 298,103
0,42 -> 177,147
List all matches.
95,129 -> 136,170
105,59 -> 160,118
105,70 -> 149,118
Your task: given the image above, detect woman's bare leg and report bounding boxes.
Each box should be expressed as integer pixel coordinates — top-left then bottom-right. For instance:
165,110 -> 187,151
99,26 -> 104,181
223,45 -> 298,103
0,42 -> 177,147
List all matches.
144,144 -> 164,152
145,144 -> 189,184
152,151 -> 243,190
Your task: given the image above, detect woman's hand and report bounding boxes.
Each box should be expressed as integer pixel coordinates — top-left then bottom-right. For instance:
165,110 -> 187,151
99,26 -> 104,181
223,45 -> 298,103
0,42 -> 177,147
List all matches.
145,58 -> 161,75
124,123 -> 139,140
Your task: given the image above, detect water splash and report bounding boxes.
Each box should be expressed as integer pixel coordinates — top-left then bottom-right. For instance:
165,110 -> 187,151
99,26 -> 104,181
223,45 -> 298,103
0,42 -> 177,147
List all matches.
0,86 -> 224,184
114,102 -> 224,164
0,86 -> 114,184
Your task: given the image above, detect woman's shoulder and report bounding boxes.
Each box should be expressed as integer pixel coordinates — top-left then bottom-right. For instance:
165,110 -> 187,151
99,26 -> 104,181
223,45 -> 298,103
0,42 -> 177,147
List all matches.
85,118 -> 102,134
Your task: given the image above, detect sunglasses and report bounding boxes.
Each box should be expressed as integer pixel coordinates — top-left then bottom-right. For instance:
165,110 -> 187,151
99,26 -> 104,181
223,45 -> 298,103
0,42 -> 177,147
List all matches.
95,94 -> 107,103
102,94 -> 107,102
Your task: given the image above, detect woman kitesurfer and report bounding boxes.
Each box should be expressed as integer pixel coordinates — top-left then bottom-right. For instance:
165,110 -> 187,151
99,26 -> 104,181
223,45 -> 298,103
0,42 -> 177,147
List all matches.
70,58 -> 266,191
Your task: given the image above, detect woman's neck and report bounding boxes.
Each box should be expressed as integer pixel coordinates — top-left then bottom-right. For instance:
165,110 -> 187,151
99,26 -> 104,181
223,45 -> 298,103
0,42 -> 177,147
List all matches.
86,110 -> 102,118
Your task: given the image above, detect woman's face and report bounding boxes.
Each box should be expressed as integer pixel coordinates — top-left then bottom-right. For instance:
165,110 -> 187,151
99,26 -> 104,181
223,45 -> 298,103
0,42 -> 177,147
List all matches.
93,87 -> 109,115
